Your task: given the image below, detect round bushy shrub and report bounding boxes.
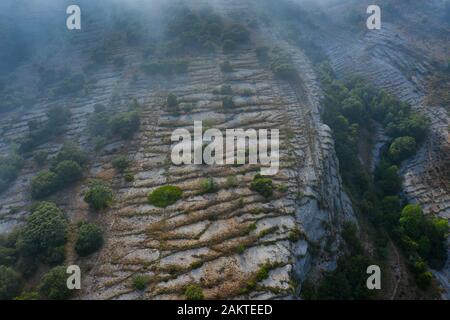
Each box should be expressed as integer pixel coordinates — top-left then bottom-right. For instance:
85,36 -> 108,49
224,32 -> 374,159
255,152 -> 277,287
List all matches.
20,202 -> 68,256
112,155 -> 130,172
38,266 -> 73,300
75,223 -> 104,256
0,266 -> 22,300
148,185 -> 183,208
250,174 -> 273,198
84,181 -> 113,210
30,170 -> 58,199
184,284 -> 204,300
54,160 -> 83,185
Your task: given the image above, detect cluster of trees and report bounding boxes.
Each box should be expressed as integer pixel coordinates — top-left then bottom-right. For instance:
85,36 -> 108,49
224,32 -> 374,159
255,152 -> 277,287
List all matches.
30,142 -> 86,199
163,7 -> 249,54
0,200 -> 104,299
87,102 -> 141,149
0,153 -> 23,194
315,65 -> 447,293
18,105 -> 71,154
52,74 -> 85,96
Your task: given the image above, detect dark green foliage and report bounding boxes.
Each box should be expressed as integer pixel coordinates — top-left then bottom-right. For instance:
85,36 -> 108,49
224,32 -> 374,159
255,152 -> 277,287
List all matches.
20,202 -> 68,257
148,185 -> 183,208
112,155 -> 131,172
83,181 -> 114,210
31,143 -> 86,199
38,266 -> 73,300
250,174 -> 273,198
109,110 -> 140,139
0,153 -> 23,194
341,222 -> 363,255
132,275 -> 150,291
53,142 -> 87,167
75,223 -> 104,257
30,170 -> 58,199
270,48 -> 296,79
54,160 -> 83,186
184,284 -> 204,300
388,136 -> 417,163
0,266 -> 22,300
163,7 -> 249,55
375,161 -> 402,196
398,205 -> 448,269
43,245 -> 66,266
315,255 -> 375,300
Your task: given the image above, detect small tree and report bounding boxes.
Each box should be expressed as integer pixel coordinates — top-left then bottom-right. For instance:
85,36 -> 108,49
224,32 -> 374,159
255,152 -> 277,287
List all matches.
0,266 -> 22,300
75,223 -> 104,256
84,181 -> 113,210
54,160 -> 83,186
112,155 -> 131,172
20,202 -> 68,256
38,266 -> 73,300
30,170 -> 58,199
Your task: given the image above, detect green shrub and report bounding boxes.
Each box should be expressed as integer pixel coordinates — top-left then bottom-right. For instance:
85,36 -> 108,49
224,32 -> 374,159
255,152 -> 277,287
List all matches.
270,49 -> 296,79
132,275 -> 150,291
112,155 -> 131,172
0,266 -> 22,300
199,178 -> 217,194
148,185 -> 183,208
53,74 -> 85,96
184,284 -> 204,300
75,223 -> 104,256
124,173 -> 134,182
416,271 -> 433,290
38,266 -> 73,300
0,153 -> 24,194
84,181 -> 114,210
109,111 -> 140,139
250,174 -> 273,198
389,136 -> 417,163
44,245 -> 66,266
20,202 -> 68,256
30,170 -> 58,199
222,39 -> 237,53
54,160 -> 83,186
54,142 -> 87,167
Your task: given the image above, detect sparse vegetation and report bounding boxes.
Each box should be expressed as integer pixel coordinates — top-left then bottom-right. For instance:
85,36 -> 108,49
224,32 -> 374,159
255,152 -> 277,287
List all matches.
199,178 -> 217,194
